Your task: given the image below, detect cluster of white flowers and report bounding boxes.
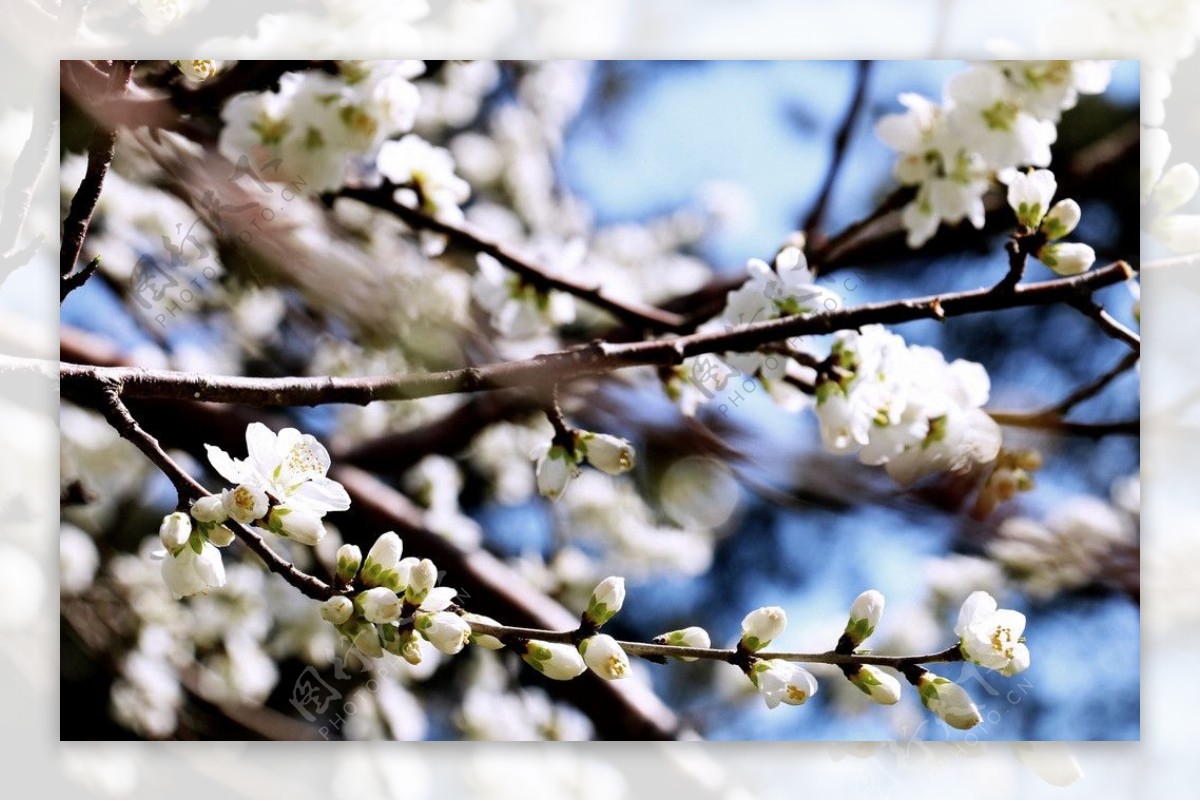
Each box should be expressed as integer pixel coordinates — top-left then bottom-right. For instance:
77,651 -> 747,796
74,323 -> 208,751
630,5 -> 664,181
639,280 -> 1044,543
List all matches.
1005,168 -> 1095,275
472,252 -> 577,340
814,325 -> 1002,485
876,61 -> 1113,247
218,61 -> 424,193
154,423 -> 349,599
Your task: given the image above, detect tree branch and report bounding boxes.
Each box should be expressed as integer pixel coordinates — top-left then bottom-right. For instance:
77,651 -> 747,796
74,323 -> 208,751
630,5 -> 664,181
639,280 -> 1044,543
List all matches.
1069,297 -> 1140,352
60,60 -> 133,281
61,261 -> 1136,408
338,184 -> 689,333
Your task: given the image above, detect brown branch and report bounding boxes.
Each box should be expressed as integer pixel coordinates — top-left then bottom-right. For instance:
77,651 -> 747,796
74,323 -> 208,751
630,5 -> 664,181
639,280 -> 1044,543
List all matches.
61,261 -> 1136,408
1046,350 -> 1140,416
339,184 -> 689,333
987,412 -> 1138,438
60,60 -> 134,281
802,61 -> 872,245
1070,297 -> 1140,352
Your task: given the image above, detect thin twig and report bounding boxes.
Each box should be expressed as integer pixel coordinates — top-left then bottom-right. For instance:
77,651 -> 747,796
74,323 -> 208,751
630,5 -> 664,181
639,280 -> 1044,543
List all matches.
986,412 -> 1138,438
61,255 -> 100,301
467,620 -> 965,669
802,61 -> 872,243
60,261 -> 1136,408
1070,297 -> 1140,352
61,60 -> 134,280
1046,350 -> 1140,416
339,184 -> 689,333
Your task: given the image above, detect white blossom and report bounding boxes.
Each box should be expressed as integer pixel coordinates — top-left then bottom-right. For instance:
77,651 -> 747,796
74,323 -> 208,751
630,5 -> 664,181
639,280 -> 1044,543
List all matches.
844,589 -> 885,647
1037,242 -> 1096,276
416,611 -> 472,655
578,433 -> 636,476
846,665 -> 902,705
175,60 -> 221,82
533,444 -> 580,501
463,613 -> 505,650
579,634 -> 631,680
264,505 -> 326,546
584,576 -> 626,627
405,558 -> 438,605
359,586 -> 402,624
1006,168 -> 1057,229
221,484 -> 269,525
954,591 -> 1031,676
336,543 -> 363,583
522,640 -> 587,680
1041,198 -> 1082,240
472,253 -> 576,339
916,671 -> 982,730
740,606 -> 787,652
190,496 -> 228,524
160,540 -> 226,599
158,512 -> 192,552
320,595 -> 354,625
750,659 -> 818,709
655,626 -> 711,661
60,524 -> 100,595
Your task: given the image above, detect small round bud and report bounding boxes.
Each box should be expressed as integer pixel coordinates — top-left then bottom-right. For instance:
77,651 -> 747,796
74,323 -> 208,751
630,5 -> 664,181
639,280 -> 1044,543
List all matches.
320,595 -> 354,625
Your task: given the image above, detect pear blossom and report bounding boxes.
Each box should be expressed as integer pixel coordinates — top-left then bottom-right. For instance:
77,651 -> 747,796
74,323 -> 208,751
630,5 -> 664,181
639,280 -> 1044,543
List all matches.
1037,242 -> 1096,276
579,634 -> 631,680
846,665 -> 902,705
335,543 -> 362,583
359,586 -> 402,624
463,613 -> 506,650
190,496 -> 228,524
158,512 -> 192,552
954,591 -> 1030,676
533,443 -> 580,501
206,523 -> 236,548
740,606 -> 787,652
843,589 -> 885,648
945,66 -> 1057,170
577,433 -> 636,476
175,60 -> 220,82
221,484 -> 269,525
1041,198 -> 1081,240
320,595 -> 354,625
1006,169 -> 1057,229
265,506 -> 326,546
584,576 -> 626,627
405,559 -> 438,605
415,611 -> 472,655
361,531 -> 402,587
749,659 -> 818,709
376,134 -> 471,226
522,640 -> 587,680
915,671 -> 982,730
160,539 -> 226,599
654,626 -> 711,661
205,423 -> 350,517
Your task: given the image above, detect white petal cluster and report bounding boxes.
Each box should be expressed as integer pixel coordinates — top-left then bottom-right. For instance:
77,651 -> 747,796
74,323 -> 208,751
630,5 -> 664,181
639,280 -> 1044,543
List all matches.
534,431 -> 637,501
954,591 -> 1031,676
814,325 -> 1001,485
218,61 -> 423,193
205,423 -> 350,548
377,133 -> 471,242
749,659 -> 818,709
876,61 -> 1112,248
1005,169 -> 1095,276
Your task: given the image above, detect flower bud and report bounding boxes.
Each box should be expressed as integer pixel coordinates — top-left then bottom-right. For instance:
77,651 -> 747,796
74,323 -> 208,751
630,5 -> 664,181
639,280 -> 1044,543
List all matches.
416,611 -> 472,655
335,544 -> 362,583
1039,198 -> 1081,240
579,634 -> 631,680
579,433 -> 636,475
584,576 -> 626,627
399,630 -> 424,665
190,496 -> 228,524
843,590 -> 885,648
358,587 -> 402,624
405,559 -> 438,605
222,484 -> 269,524
522,640 -> 587,680
463,613 -> 505,650
916,671 -> 982,730
750,659 -> 818,709
846,665 -> 902,705
740,606 -> 787,652
352,624 -> 384,660
1037,242 -> 1095,276
535,446 -> 578,501
654,626 -> 711,661
267,506 -> 326,546
320,595 -> 354,625
1006,169 -> 1057,229
362,531 -> 402,586
158,512 -> 192,552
